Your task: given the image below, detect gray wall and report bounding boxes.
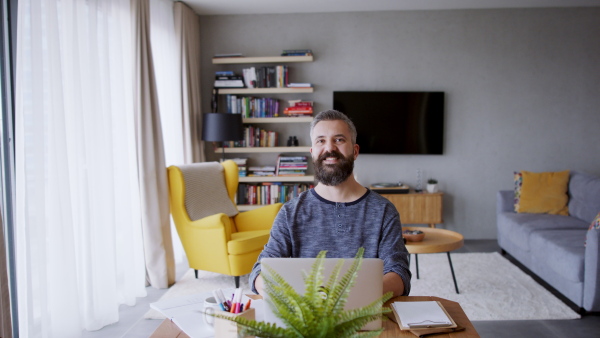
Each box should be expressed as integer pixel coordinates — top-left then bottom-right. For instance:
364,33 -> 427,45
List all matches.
199,8 -> 600,239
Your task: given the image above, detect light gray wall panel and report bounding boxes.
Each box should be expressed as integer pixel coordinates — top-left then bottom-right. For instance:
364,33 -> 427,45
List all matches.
199,8 -> 600,239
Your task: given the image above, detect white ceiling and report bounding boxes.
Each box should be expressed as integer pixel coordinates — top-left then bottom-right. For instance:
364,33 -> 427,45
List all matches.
183,0 -> 600,15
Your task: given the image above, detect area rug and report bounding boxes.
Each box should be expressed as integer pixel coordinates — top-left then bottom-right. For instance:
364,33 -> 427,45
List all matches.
145,252 -> 580,321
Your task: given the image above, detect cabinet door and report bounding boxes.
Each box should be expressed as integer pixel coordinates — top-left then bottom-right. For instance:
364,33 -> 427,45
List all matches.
382,193 -> 443,225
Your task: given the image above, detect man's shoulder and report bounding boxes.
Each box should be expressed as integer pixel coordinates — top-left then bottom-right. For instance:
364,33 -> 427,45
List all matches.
281,189 -> 316,210
366,189 -> 394,204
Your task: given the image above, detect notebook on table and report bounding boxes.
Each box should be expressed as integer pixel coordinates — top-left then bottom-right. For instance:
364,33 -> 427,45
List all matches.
260,257 -> 384,331
391,301 -> 457,330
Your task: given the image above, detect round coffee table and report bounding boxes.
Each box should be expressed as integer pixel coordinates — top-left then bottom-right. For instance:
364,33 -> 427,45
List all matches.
403,226 -> 464,293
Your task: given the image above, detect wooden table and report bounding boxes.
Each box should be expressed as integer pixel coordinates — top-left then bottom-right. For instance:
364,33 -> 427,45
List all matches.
404,227 -> 464,293
380,296 -> 479,337
151,296 -> 479,338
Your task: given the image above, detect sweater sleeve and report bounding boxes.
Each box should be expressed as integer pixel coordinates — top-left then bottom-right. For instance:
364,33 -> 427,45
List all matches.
248,206 -> 292,294
379,206 -> 412,296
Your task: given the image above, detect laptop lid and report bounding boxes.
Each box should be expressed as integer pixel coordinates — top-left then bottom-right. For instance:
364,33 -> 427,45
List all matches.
260,257 -> 384,331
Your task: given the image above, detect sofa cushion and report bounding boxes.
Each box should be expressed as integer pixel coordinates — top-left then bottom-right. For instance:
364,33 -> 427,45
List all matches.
568,171 -> 600,222
498,212 -> 589,252
518,170 -> 569,215
530,229 -> 587,283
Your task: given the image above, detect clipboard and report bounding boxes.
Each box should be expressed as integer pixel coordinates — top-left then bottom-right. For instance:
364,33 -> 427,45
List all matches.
391,301 -> 457,330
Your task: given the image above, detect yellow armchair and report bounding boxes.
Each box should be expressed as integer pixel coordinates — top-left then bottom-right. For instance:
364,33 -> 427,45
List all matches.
167,160 -> 282,287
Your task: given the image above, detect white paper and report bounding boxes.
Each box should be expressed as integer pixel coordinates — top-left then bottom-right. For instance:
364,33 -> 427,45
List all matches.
150,290 -> 257,338
392,301 -> 452,328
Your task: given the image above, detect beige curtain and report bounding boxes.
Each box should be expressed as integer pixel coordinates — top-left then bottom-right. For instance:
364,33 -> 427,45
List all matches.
174,1 -> 205,163
132,0 -> 175,288
0,208 -> 12,338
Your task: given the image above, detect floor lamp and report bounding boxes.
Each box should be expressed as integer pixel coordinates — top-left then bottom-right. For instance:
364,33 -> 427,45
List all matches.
201,113 -> 244,162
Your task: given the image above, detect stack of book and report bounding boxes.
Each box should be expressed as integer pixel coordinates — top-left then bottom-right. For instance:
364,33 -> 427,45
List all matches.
248,166 -> 276,177
242,65 -> 288,88
214,71 -> 245,88
281,49 -> 313,56
226,95 -> 280,117
227,158 -> 248,177
243,126 -> 279,147
283,100 -> 313,116
276,156 -> 308,176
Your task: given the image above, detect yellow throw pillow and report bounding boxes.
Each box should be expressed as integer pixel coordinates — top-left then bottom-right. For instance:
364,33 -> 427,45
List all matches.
517,170 -> 570,215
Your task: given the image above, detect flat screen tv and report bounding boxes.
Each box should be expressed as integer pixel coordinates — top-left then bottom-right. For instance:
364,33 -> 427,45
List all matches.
333,91 -> 445,155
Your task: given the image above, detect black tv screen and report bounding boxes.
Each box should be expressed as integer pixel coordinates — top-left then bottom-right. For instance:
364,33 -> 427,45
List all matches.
333,91 -> 445,155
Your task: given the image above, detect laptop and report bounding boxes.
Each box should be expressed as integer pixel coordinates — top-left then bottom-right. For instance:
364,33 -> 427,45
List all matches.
260,257 -> 384,331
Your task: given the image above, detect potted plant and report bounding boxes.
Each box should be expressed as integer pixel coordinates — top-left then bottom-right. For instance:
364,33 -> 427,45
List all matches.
215,248 -> 393,337
427,178 -> 439,193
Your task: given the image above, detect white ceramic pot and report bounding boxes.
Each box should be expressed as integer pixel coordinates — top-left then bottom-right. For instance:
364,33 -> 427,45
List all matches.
426,184 -> 438,193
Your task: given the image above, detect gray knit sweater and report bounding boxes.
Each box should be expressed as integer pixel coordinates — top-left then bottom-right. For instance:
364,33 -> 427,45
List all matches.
249,188 -> 412,295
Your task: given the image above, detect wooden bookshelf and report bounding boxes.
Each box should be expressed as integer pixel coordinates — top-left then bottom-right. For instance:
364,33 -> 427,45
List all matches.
216,146 -> 311,153
243,117 -> 313,124
213,55 -> 313,64
218,87 -> 313,95
240,175 -> 314,183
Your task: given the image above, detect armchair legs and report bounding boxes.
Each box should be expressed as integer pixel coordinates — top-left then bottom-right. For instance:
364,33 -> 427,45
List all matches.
195,269 -> 239,288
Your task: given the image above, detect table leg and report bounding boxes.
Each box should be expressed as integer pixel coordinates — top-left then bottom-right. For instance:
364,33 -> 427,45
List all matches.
415,254 -> 420,279
447,252 -> 459,294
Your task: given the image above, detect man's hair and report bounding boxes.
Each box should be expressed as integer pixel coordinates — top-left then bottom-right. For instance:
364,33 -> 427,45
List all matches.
310,110 -> 357,144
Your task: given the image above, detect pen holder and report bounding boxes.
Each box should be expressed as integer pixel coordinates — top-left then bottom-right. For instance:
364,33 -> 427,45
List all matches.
214,308 -> 256,338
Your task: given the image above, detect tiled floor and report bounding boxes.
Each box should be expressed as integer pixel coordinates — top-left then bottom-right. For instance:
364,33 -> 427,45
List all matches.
82,240 -> 600,337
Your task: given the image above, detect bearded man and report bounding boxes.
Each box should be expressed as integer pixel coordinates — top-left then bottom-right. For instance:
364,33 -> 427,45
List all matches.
249,110 -> 411,297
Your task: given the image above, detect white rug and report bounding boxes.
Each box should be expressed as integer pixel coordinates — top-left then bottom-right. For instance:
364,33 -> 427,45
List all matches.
145,252 -> 580,321
408,252 -> 579,320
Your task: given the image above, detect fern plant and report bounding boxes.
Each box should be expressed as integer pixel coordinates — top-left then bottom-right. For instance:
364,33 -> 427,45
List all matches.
215,248 -> 393,338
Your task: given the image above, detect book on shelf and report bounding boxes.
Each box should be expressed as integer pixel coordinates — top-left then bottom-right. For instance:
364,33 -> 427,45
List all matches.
275,155 -> 308,176
238,182 -> 314,205
242,126 -> 279,148
242,65 -> 289,88
226,157 -> 248,177
214,53 -> 243,58
214,71 -> 245,88
226,95 -> 280,118
214,79 -> 245,88
283,100 -> 313,116
281,49 -> 313,56
287,83 -> 312,88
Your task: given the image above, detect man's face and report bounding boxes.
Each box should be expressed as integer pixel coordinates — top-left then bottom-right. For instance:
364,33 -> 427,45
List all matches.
310,120 -> 359,186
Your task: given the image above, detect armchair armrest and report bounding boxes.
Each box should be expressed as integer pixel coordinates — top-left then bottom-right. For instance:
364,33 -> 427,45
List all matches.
497,190 -> 514,213
584,229 -> 600,311
234,203 -> 283,232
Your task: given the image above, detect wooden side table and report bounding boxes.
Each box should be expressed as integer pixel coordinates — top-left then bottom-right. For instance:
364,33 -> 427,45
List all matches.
403,227 -> 464,294
376,190 -> 443,228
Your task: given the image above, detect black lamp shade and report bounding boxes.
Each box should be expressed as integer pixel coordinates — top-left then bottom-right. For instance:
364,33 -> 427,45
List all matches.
201,113 -> 244,142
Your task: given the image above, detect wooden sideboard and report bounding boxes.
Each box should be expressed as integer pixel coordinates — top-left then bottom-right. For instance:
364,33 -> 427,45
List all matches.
377,190 -> 443,228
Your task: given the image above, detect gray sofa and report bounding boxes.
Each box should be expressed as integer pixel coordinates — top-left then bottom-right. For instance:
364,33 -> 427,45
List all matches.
497,170 -> 600,312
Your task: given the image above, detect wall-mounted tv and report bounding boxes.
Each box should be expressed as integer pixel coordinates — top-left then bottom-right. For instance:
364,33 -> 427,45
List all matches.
333,91 -> 445,155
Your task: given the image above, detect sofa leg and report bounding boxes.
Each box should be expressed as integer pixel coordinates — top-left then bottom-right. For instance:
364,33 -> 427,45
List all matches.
194,269 -> 198,279
234,276 -> 240,288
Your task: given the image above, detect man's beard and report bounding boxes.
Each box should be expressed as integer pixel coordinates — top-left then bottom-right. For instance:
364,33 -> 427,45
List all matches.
313,150 -> 355,186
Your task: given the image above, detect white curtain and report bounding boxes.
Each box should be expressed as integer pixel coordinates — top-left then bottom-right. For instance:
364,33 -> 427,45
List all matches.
15,0 -> 147,335
150,0 -> 186,266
